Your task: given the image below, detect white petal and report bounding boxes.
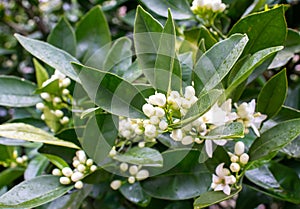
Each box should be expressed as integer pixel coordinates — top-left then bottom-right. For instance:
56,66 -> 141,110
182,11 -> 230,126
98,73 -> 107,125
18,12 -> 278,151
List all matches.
215,163 -> 225,177
214,184 -> 224,192
223,185 -> 231,195
248,99 -> 256,114
250,123 -> 261,137
205,140 -> 213,158
212,174 -> 222,184
214,139 -> 227,146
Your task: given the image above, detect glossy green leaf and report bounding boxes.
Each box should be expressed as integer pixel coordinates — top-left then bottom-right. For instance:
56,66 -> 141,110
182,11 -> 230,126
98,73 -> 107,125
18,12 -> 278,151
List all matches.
0,137 -> 40,147
0,167 -> 25,189
229,6 -> 287,55
33,59 -> 49,88
75,5 -> 111,61
154,10 -> 182,93
257,69 -> 287,118
103,37 -> 132,76
226,46 -> 283,97
43,154 -> 69,170
0,144 -> 13,162
0,123 -> 80,149
24,154 -> 49,180
0,175 -> 73,208
122,60 -> 143,83
0,76 -> 41,107
72,63 -> 147,118
193,34 -> 248,95
42,106 -> 62,133
179,52 -> 193,87
193,188 -> 242,208
119,182 -> 151,207
281,136 -> 300,158
35,79 -> 60,95
114,147 -> 163,167
140,0 -> 193,19
47,16 -> 76,56
82,114 -> 118,164
201,122 -> 244,140
14,34 -> 80,82
249,118 -> 300,162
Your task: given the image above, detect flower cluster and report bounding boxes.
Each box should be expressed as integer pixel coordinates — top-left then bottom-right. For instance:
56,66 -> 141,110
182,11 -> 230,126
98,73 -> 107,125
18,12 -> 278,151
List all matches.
52,150 -> 97,189
110,162 -> 150,190
36,70 -> 72,132
228,141 -> 249,173
211,163 -> 236,195
1,150 -> 28,168
191,0 -> 226,23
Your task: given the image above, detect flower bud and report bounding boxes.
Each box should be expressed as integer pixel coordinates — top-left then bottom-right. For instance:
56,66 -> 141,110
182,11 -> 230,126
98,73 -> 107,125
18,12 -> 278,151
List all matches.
62,88 -> 70,95
224,175 -> 236,185
159,120 -> 168,131
149,93 -> 166,107
62,167 -> 73,177
74,181 -> 83,189
109,148 -> 117,157
90,165 -> 97,172
41,114 -> 45,120
120,162 -> 128,172
239,153 -> 249,165
142,104 -> 155,117
73,160 -> 80,168
62,78 -> 71,87
16,157 -> 23,164
170,129 -> 183,141
234,141 -> 245,156
71,171 -> 84,182
52,168 -> 62,176
110,180 -> 122,190
144,124 -> 157,138
41,92 -> 51,101
54,110 -> 64,118
135,127 -> 144,135
60,116 -> 69,125
128,176 -> 135,184
22,155 -> 28,161
230,155 -> 239,163
86,159 -> 93,166
53,97 -> 62,104
154,107 -> 165,117
77,164 -> 86,173
150,116 -> 160,125
184,86 -> 195,99
36,103 -> 45,110
60,176 -> 71,185
76,150 -> 87,163
182,136 -> 194,145
136,169 -> 149,181
138,141 -> 145,148
230,163 -> 240,173
129,165 -> 139,175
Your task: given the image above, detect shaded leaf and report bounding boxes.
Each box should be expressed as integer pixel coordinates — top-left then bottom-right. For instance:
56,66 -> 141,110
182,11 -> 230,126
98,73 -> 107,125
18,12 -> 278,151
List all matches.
24,154 -> 49,180
119,182 -> 151,207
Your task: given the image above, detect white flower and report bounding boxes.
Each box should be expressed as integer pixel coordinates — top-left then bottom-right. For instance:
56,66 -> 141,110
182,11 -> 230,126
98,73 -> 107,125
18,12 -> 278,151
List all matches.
211,163 -> 236,195
235,99 -> 267,137
74,181 -> 83,189
136,169 -> 149,181
159,120 -> 168,131
184,86 -> 196,99
142,103 -> 155,117
234,141 -> 245,156
150,116 -> 160,125
205,139 -> 227,158
144,124 -> 157,138
53,70 -> 66,80
170,129 -> 183,141
154,107 -> 165,117
110,180 -> 122,190
148,93 -> 167,107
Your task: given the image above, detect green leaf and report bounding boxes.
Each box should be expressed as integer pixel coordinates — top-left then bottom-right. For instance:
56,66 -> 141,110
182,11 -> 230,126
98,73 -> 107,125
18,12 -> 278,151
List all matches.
249,118 -> 300,162
201,122 -> 244,140
257,69 -> 287,118
134,6 -> 163,84
0,144 -> 14,162
140,0 -> 193,19
0,167 -> 25,189
193,34 -> 248,95
229,6 -> 287,55
103,37 -> 132,76
24,154 -> 49,180
0,175 -> 73,208
33,58 -> 49,88
0,123 -> 80,149
0,76 -> 41,107
35,79 -> 60,95
72,63 -> 147,118
47,16 -> 76,56
154,10 -> 182,93
81,114 -> 118,164
193,188 -> 242,209
75,5 -> 111,61
43,154 -> 69,170
119,182 -> 151,207
14,34 -> 80,82
114,147 -> 163,167
122,60 -> 143,83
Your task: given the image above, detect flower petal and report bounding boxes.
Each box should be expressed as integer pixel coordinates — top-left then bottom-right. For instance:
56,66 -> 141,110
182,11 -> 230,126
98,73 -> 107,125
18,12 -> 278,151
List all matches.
223,184 -> 231,195
205,140 -> 213,158
214,139 -> 227,146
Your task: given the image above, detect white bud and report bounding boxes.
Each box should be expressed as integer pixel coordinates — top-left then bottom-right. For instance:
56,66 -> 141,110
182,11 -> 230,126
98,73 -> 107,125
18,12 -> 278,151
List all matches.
110,180 -> 122,190
74,181 -> 84,189
150,116 -> 160,125
54,110 -> 64,118
62,78 -> 71,87
138,141 -> 145,148
129,165 -> 139,175
73,160 -> 80,168
234,141 -> 245,156
90,165 -> 97,172
53,97 -> 62,104
76,150 -> 87,163
62,167 -> 73,177
144,124 -> 157,138
136,169 -> 149,181
159,120 -> 168,131
22,155 -> 28,161
36,103 -> 45,110
230,155 -> 239,163
41,114 -> 45,120
52,168 -> 62,176
128,176 -> 135,184
142,103 -> 155,117
154,107 -> 165,117
230,162 -> 241,173
181,98 -> 191,109
62,88 -> 70,95
170,129 -> 183,141
148,93 -> 167,107
16,157 -> 23,164
135,127 -> 144,135
182,136 -> 194,145
109,148 -> 117,157
60,116 -> 69,125
86,159 -> 93,166
120,162 -> 129,172
71,171 -> 84,182
77,164 -> 86,172
239,153 -> 249,165
41,92 -> 51,101
60,176 -> 71,185
184,86 -> 195,99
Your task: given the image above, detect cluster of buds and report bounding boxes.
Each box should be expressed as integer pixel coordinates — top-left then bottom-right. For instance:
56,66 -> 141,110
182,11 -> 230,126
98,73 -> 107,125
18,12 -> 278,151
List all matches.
228,141 -> 249,173
52,150 -> 97,189
110,162 -> 150,190
36,70 -> 72,131
211,163 -> 236,195
5,150 -> 28,168
191,0 -> 226,23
